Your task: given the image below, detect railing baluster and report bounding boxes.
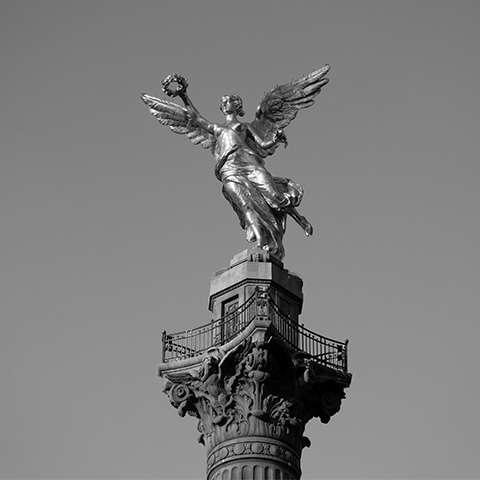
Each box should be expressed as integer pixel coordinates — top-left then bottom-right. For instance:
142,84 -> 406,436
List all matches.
161,331 -> 166,363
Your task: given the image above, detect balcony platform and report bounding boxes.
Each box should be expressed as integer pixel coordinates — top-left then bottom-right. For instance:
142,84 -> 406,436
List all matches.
159,248 -> 350,381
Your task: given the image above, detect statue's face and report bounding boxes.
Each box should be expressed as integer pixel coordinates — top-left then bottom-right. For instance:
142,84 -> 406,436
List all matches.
220,95 -> 243,116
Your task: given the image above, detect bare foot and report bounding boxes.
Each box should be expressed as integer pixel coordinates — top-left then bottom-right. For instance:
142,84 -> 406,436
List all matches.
302,218 -> 313,236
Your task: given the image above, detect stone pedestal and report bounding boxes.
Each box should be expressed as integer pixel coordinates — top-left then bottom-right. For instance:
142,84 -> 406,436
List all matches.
159,248 -> 351,479
209,248 -> 303,323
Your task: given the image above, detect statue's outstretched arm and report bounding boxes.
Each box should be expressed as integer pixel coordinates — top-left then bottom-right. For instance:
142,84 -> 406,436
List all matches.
178,91 -> 217,135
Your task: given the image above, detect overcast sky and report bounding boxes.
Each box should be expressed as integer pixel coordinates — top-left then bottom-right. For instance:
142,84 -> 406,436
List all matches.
1,1 -> 479,478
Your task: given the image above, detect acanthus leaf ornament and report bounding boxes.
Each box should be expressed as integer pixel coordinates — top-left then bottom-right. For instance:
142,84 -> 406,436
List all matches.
163,332 -> 348,455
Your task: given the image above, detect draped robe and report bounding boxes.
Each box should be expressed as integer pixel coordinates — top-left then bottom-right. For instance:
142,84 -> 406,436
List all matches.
213,123 -> 303,259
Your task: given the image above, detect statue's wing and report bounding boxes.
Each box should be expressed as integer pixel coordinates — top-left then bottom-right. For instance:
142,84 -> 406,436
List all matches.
251,65 -> 330,141
141,93 -> 215,152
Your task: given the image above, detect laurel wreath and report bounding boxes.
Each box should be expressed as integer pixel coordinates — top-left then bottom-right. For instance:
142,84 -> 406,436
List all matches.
162,73 -> 188,97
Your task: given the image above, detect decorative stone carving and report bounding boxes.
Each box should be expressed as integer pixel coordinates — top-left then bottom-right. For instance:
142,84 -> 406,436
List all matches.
163,326 -> 350,478
207,437 -> 301,479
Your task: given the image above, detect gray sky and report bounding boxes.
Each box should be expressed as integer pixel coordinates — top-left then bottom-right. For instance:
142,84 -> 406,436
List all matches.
1,0 -> 479,478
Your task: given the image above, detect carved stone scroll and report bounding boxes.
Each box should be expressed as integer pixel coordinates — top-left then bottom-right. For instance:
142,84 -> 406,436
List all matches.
163,329 -> 350,479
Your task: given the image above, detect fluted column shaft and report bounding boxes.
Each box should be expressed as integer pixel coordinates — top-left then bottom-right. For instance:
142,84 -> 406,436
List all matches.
208,437 -> 300,480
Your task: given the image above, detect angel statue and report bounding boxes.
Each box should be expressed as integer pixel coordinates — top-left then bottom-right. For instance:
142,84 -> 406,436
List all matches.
141,66 -> 330,259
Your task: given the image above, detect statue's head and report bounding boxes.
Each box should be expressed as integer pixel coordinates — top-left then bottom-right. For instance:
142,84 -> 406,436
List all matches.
220,94 -> 244,116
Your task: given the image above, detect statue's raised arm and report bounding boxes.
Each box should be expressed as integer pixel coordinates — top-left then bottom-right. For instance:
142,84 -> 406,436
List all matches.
141,74 -> 217,152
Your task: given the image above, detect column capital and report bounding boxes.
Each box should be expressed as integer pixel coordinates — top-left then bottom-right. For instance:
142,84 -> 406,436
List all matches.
164,330 -> 350,479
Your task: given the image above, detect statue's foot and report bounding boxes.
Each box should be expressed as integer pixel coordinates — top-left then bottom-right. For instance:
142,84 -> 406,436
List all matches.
246,226 -> 256,243
303,218 -> 313,236
296,213 -> 313,236
286,207 -> 313,236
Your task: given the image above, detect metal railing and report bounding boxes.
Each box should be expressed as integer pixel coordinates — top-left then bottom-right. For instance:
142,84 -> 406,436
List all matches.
161,288 -> 348,373
268,297 -> 348,372
162,293 -> 257,362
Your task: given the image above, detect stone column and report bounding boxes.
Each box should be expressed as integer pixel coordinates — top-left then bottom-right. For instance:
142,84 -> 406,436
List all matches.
160,249 -> 351,479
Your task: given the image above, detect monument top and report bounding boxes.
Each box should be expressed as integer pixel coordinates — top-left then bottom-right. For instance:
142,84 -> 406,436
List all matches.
209,248 -> 303,316
141,67 -> 330,259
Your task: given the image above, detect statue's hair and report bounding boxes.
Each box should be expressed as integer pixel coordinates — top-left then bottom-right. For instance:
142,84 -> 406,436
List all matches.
220,94 -> 244,117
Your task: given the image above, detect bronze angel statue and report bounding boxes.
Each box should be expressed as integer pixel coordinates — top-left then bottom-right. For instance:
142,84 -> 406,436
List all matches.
141,66 -> 330,259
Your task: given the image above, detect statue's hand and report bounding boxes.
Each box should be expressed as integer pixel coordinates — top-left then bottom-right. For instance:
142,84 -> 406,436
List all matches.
273,129 -> 288,148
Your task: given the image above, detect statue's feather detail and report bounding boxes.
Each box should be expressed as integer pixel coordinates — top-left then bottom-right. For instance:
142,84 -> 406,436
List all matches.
251,65 -> 330,152
141,93 -> 216,152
